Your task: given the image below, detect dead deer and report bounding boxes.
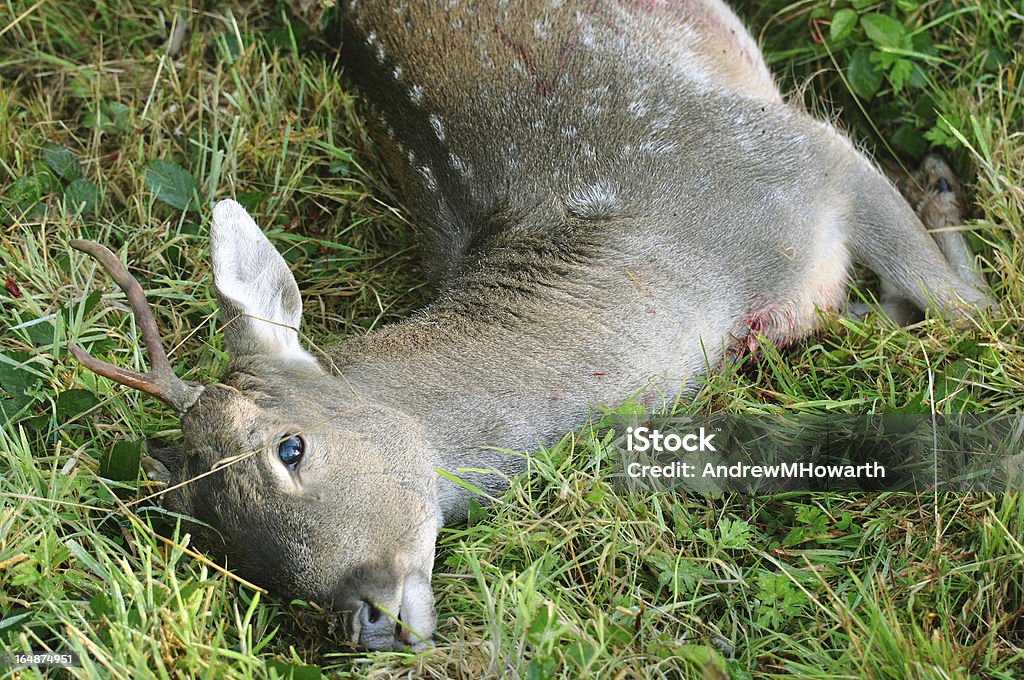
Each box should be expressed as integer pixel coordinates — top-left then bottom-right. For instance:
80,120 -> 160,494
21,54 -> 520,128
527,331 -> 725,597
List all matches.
70,0 -> 989,650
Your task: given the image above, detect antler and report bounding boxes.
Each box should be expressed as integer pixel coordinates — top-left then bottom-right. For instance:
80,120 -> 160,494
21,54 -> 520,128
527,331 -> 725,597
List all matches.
68,239 -> 204,414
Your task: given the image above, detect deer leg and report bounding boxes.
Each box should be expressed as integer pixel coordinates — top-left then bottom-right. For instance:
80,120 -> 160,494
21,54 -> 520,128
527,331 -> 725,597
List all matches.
847,154 -> 988,324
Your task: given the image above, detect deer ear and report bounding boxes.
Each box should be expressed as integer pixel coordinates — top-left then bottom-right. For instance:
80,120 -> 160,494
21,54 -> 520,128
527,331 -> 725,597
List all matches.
210,200 -> 321,369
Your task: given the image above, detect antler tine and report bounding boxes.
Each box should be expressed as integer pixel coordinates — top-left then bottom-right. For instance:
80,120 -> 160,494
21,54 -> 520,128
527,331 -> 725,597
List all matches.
69,239 -> 204,413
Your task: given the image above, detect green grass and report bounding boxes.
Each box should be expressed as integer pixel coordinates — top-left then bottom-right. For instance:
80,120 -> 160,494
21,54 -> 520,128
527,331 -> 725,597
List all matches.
1,0 -> 1022,677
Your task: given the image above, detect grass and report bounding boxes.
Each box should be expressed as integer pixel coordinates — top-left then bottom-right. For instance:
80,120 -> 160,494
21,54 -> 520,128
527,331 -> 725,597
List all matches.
1,0 -> 1022,677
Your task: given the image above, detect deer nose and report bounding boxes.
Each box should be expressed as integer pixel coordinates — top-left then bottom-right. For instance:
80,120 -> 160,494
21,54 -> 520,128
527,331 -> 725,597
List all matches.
358,600 -> 400,650
362,601 -> 382,624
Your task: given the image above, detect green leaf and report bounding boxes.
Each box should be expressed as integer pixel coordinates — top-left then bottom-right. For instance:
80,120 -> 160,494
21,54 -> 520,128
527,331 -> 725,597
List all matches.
105,101 -> 131,129
144,160 -> 197,211
64,178 -> 100,216
435,466 -> 488,497
886,57 -> 914,93
18,316 -> 56,347
830,9 -> 858,43
89,592 -> 112,618
265,20 -> 309,51
717,517 -> 754,550
891,123 -> 927,158
896,387 -> 928,414
0,352 -> 42,421
85,100 -> 131,133
847,47 -> 884,100
11,562 -> 41,588
265,660 -> 323,680
936,360 -> 974,414
861,13 -> 905,48
674,645 -> 727,673
783,526 -> 809,547
525,658 -> 557,680
756,572 -> 807,627
43,143 -> 82,181
237,190 -> 269,213
327,158 -> 351,175
9,170 -> 59,212
870,48 -> 899,71
584,479 -> 606,505
565,640 -> 598,670
982,45 -> 1008,73
0,355 -> 40,396
527,602 -> 555,643
100,439 -> 143,481
56,388 -> 100,421
795,505 -> 828,534
924,122 -> 960,151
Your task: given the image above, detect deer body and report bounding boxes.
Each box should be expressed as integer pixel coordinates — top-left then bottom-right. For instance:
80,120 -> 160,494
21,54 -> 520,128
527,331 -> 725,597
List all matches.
332,0 -> 849,501
72,0 -> 988,651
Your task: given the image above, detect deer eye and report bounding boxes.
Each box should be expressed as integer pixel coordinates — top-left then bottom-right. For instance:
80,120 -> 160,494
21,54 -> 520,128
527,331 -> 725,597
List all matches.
277,435 -> 304,471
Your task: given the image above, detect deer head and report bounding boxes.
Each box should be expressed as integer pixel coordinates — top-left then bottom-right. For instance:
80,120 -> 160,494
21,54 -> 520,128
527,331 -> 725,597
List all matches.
71,200 -> 440,650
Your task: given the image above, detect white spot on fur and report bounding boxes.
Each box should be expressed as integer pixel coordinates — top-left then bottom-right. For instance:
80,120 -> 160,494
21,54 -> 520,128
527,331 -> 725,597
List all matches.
450,152 -> 472,178
580,23 -> 597,48
429,114 -> 445,142
418,165 -> 438,190
628,100 -> 649,118
638,139 -> 677,156
565,181 -> 619,219
654,114 -> 675,131
410,84 -> 424,104
392,66 -> 403,80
